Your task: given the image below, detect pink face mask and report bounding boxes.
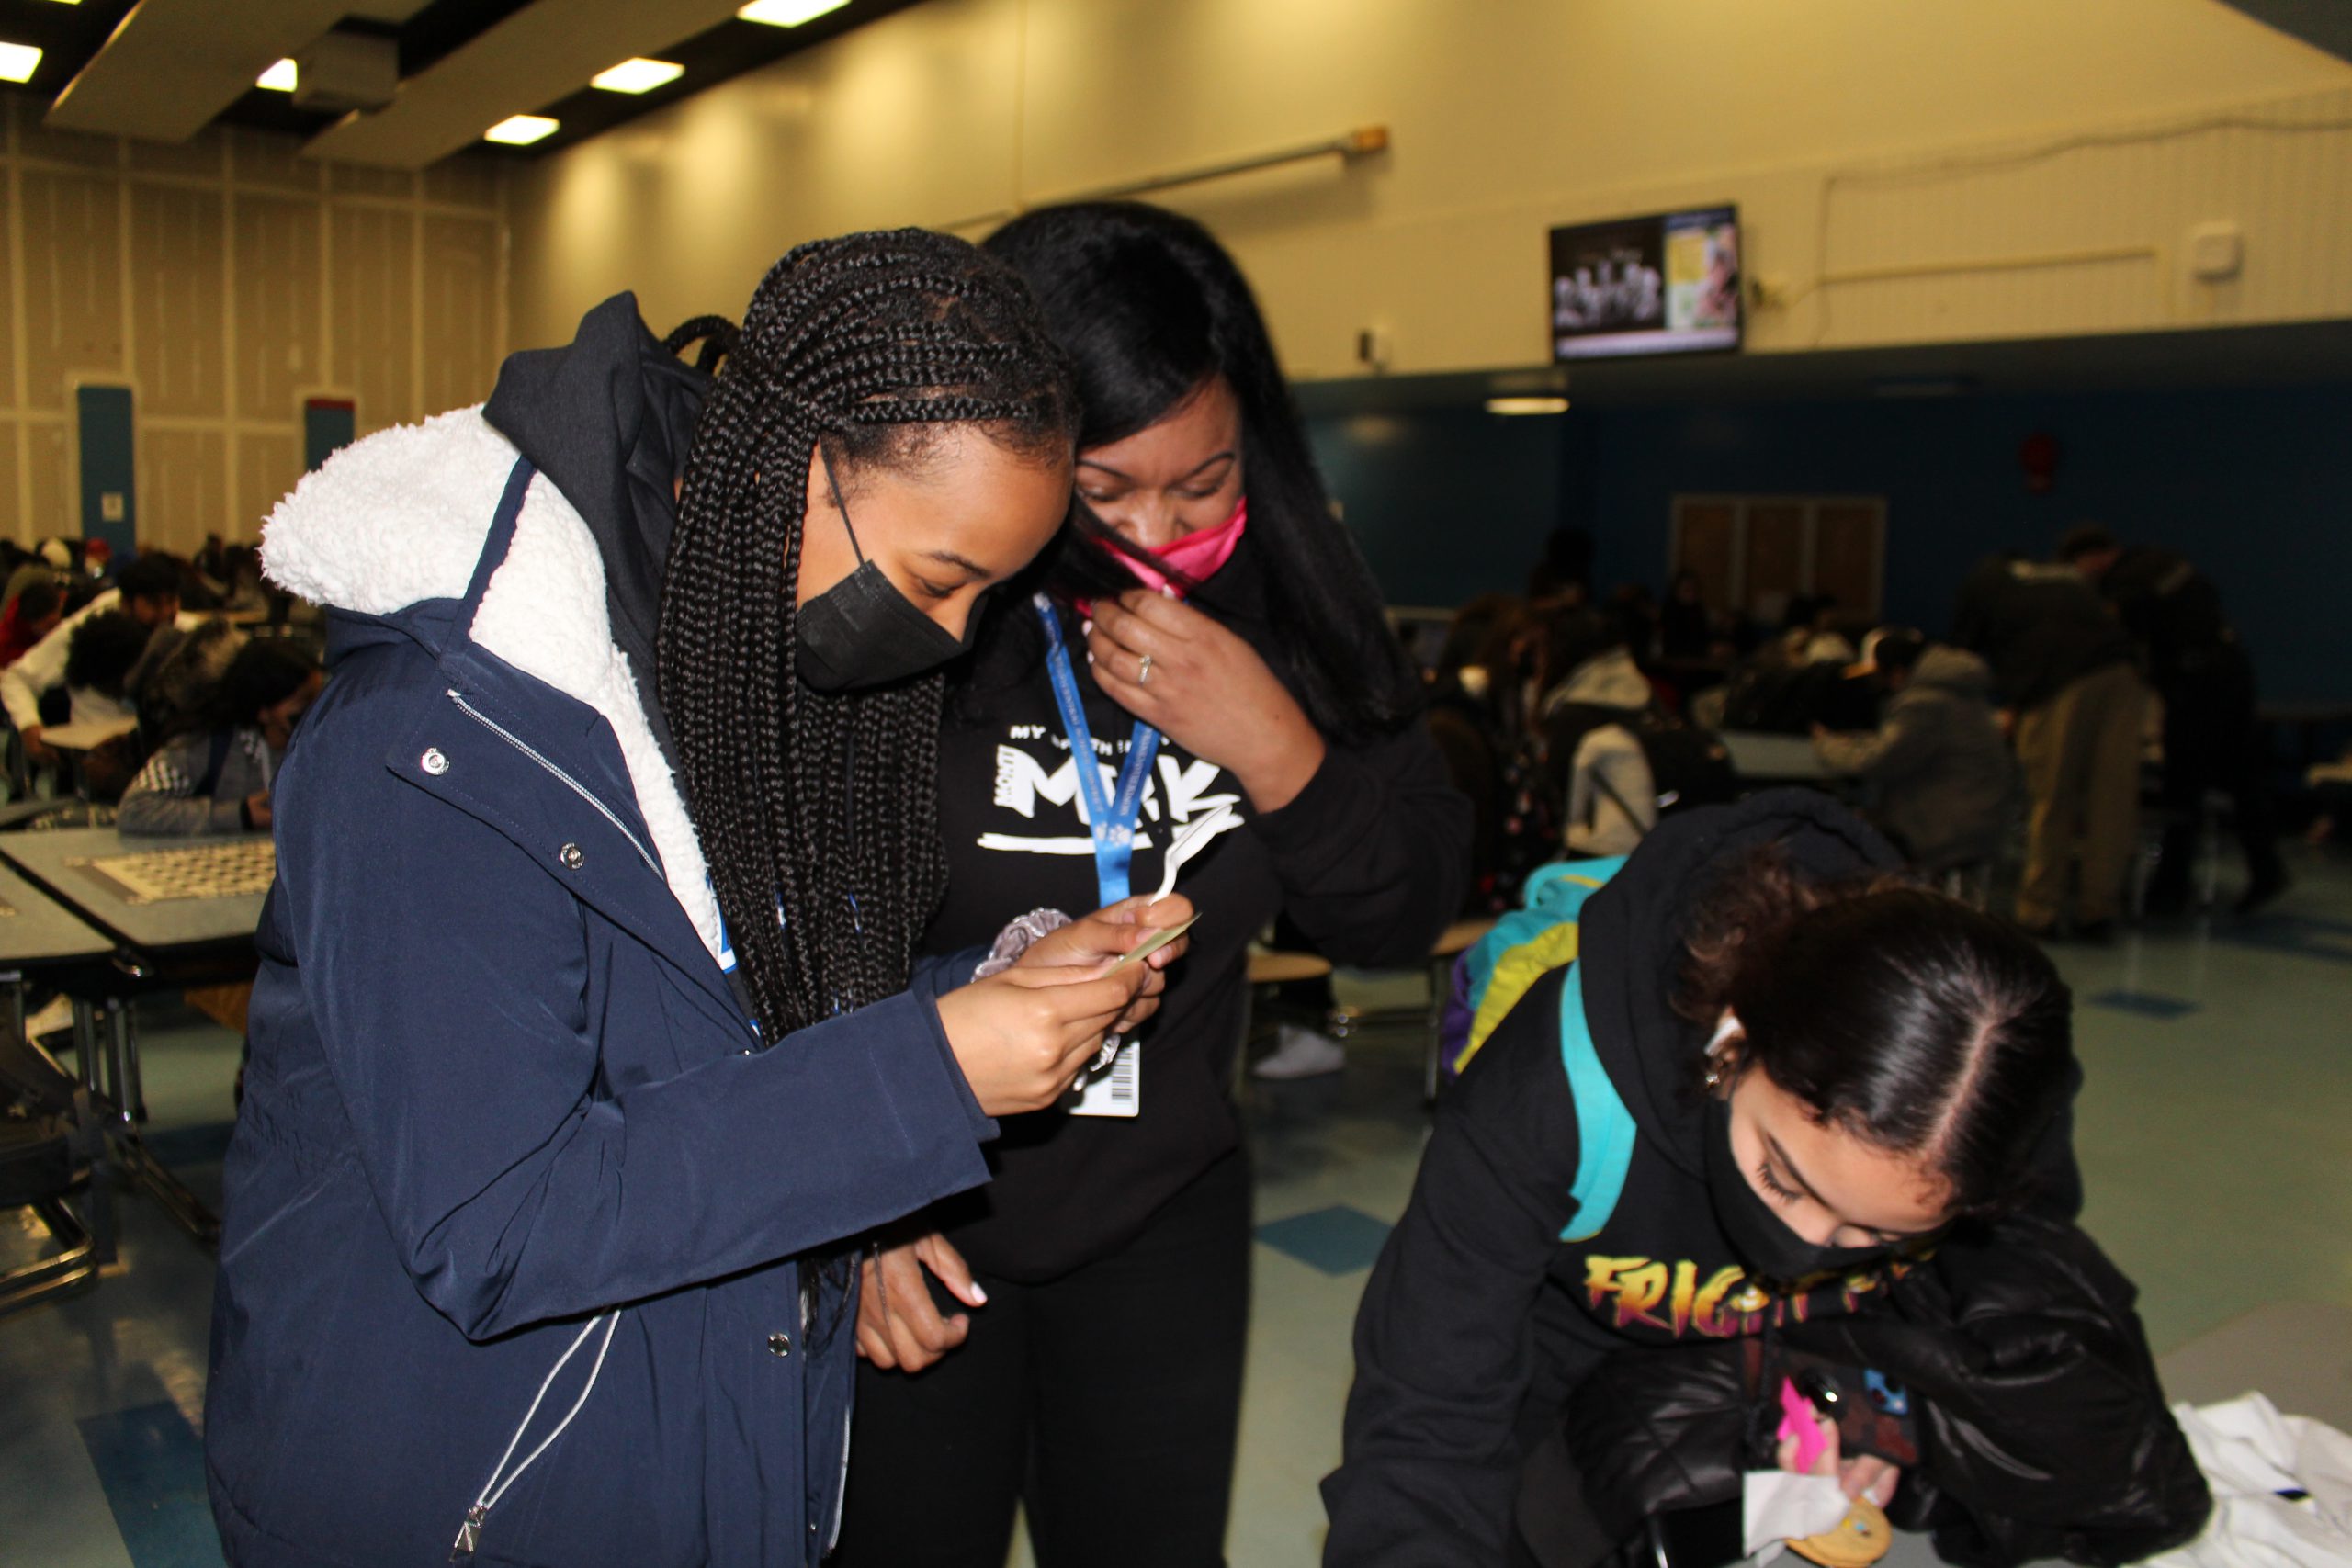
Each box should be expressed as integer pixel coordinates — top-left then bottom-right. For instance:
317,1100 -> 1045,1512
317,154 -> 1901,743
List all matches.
1096,497 -> 1248,599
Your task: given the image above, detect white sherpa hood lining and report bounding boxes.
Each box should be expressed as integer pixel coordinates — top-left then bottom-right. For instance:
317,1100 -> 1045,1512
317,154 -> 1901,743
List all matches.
260,406 -> 724,962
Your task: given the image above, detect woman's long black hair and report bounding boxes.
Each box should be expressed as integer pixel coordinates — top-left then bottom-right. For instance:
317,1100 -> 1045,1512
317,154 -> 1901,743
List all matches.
656,230 -> 1076,1037
980,201 -> 1423,742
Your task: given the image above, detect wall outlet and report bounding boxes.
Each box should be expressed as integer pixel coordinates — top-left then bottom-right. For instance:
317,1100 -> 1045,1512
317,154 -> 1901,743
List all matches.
2187,221 -> 2243,282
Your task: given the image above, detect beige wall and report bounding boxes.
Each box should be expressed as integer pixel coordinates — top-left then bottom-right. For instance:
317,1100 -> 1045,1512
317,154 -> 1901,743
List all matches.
0,97 -> 509,555
508,0 -> 2352,378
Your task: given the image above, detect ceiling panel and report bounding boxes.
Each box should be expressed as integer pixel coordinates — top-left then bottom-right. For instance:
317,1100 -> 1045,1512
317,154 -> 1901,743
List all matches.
301,0 -> 751,170
44,0 -> 433,144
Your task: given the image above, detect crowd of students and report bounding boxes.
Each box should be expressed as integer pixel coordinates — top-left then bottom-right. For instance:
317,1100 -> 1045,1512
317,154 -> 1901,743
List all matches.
1423,527 -> 2285,943
0,537 -> 321,831
117,206 -> 2232,1568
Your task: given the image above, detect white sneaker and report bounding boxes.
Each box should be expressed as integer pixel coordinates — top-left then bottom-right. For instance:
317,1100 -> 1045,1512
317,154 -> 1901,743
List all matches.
1252,1023 -> 1347,1080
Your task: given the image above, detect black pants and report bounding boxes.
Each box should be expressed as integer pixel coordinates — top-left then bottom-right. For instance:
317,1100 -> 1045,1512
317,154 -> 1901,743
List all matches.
836,1149 -> 1252,1568
2152,657 -> 2282,898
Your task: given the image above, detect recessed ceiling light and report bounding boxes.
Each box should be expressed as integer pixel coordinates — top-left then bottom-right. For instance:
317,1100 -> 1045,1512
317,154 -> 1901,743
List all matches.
0,43 -> 40,84
590,58 -> 684,94
256,58 -> 297,92
738,0 -> 850,27
1485,396 -> 1571,416
483,115 -> 560,146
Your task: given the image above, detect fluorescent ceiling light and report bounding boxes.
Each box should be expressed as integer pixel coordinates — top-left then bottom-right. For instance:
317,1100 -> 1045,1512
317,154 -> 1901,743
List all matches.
0,43 -> 40,83
738,0 -> 850,27
591,57 -> 684,94
1485,396 -> 1571,416
483,115 -> 560,146
256,58 -> 297,92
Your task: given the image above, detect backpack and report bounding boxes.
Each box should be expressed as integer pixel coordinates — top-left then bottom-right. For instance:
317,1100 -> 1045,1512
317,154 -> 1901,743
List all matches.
1437,855 -> 1640,1241
1620,715 -> 1739,818
1550,701 -> 1738,842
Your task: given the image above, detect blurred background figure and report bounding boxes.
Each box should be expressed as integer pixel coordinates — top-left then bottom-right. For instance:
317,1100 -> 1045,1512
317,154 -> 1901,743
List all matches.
1954,548 -> 2147,941
0,577 -> 64,670
118,638 -> 323,836
2062,524 -> 2288,915
1813,626 -> 2017,876
1425,592 -> 1555,915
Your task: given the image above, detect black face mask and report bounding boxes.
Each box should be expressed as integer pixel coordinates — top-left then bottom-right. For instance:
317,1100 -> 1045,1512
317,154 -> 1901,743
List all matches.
1702,1096 -> 1890,1290
795,448 -> 976,693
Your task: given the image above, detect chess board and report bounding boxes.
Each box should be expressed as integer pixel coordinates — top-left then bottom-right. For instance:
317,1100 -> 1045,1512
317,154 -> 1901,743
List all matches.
75,840 -> 277,906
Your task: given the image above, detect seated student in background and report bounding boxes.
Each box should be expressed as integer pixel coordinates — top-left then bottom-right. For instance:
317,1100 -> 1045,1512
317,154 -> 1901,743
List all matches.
1536,605 -> 1656,855
60,608 -> 156,798
119,639 -> 322,836
1324,790 -> 2204,1566
2,538 -> 72,615
0,577 -> 64,668
1,550 -> 187,765
1812,626 -> 2017,873
62,609 -> 151,728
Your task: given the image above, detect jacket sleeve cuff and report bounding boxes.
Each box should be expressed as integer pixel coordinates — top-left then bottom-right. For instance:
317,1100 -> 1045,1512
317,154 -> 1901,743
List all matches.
911,943 -> 991,998
908,958 -> 997,1144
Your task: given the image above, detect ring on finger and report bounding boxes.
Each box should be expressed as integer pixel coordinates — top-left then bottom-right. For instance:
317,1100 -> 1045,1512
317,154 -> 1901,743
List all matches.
1136,652 -> 1153,685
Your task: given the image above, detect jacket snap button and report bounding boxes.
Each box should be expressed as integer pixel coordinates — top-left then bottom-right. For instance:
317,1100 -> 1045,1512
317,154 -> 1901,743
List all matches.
767,1332 -> 791,1357
559,843 -> 585,871
420,748 -> 448,776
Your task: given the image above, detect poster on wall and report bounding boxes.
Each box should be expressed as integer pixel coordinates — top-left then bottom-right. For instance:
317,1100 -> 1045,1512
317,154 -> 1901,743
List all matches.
1549,205 -> 1741,361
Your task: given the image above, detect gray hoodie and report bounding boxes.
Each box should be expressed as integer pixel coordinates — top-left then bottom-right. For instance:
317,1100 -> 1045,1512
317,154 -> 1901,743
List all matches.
1813,645 -> 2018,869
117,725 -> 277,836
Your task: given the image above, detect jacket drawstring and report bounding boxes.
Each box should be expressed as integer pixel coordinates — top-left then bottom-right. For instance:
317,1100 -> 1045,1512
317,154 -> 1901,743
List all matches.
451,1308 -> 623,1560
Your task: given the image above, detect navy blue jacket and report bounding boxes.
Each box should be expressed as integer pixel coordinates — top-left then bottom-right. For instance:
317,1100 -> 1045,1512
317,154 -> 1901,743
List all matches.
208,464 -> 995,1567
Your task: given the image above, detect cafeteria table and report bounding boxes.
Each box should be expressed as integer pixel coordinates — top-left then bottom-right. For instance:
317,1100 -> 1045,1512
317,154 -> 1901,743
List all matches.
1719,728 -> 1849,785
0,859 -> 119,1303
0,826 -> 271,1245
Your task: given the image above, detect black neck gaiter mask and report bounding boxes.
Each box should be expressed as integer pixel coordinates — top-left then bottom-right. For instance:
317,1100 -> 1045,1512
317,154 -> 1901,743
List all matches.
1702,1096 -> 1892,1290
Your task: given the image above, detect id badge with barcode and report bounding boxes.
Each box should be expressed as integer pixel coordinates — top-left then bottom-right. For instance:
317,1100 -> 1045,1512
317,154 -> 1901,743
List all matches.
1066,1038 -> 1140,1118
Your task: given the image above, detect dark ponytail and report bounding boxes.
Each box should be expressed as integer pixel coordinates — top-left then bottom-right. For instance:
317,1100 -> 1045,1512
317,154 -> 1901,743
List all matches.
657,229 -> 1075,1037
1679,846 -> 2075,1215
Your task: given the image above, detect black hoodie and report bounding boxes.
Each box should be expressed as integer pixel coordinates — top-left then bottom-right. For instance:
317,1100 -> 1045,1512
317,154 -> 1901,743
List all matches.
482,291 -> 710,768
1321,790 -> 2083,1567
922,536 -> 1473,1280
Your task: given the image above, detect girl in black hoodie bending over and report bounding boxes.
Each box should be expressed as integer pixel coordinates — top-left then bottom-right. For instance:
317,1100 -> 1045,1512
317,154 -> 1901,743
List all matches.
838,202 -> 1471,1568
1325,790 -> 2087,1566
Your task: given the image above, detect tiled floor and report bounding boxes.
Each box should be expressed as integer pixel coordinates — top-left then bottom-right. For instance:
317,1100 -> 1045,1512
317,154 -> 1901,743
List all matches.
7,849 -> 2352,1567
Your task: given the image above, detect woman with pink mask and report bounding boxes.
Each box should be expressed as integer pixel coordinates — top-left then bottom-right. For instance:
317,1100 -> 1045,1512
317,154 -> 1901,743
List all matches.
837,203 -> 1471,1568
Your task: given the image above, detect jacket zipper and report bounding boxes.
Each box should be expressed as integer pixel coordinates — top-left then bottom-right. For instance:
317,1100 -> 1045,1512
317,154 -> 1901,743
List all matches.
445,688 -> 661,876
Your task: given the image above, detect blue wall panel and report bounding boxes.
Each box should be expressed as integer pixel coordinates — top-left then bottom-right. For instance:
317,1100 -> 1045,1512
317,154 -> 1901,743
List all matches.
1306,406 -> 1565,607
76,383 -> 138,558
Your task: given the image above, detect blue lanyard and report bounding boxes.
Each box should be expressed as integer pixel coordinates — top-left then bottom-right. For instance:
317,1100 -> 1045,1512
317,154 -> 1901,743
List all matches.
1034,594 -> 1161,905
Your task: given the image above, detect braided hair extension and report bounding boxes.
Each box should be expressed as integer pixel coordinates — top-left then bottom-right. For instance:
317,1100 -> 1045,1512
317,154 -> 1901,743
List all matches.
656,230 -> 1076,1038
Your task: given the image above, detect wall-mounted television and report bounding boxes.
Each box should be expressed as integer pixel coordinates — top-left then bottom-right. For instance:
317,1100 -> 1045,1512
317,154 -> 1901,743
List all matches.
1549,205 -> 1741,361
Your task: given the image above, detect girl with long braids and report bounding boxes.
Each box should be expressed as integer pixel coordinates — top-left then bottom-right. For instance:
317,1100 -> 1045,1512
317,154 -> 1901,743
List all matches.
206,230 -> 1191,1568
838,203 -> 1472,1567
